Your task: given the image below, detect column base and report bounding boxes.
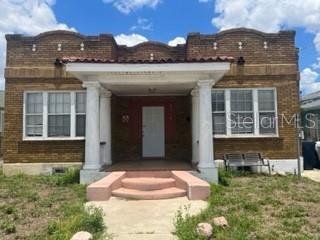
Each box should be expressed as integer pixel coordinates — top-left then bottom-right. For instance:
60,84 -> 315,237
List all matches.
80,169 -> 109,184
196,167 -> 219,184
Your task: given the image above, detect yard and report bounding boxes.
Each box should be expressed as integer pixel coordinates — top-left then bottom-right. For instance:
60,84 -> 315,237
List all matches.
0,168 -> 107,240
1,168 -> 320,240
175,172 -> 320,240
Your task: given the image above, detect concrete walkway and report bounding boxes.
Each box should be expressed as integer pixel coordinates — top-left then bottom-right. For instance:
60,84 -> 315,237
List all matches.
303,169 -> 320,182
87,197 -> 208,240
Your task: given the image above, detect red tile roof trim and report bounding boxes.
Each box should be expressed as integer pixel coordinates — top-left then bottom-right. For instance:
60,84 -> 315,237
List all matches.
57,56 -> 234,64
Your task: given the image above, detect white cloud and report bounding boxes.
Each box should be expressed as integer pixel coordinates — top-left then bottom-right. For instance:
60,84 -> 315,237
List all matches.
168,37 -> 186,47
103,0 -> 161,14
114,33 -> 148,46
300,68 -> 320,94
212,0 -> 320,95
130,18 -> 153,31
315,33 -> 320,53
313,57 -> 320,70
0,0 -> 74,89
212,0 -> 320,33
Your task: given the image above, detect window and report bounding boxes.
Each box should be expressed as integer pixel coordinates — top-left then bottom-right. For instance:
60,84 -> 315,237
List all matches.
76,92 -> 86,137
230,90 -> 254,134
48,93 -> 71,137
25,93 -> 43,137
24,91 -> 86,140
212,90 -> 226,134
258,90 -> 276,134
212,88 -> 277,137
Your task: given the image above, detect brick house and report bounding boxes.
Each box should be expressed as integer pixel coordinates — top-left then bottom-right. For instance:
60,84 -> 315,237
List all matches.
3,28 -> 301,183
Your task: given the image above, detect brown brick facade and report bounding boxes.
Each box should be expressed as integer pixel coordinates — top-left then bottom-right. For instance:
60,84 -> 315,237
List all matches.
4,28 -> 299,166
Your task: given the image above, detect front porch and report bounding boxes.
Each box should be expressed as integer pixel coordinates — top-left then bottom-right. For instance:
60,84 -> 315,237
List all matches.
63,59 -> 231,184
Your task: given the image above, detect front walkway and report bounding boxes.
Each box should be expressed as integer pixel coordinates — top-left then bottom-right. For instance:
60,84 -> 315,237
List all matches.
303,169 -> 320,182
87,197 -> 207,240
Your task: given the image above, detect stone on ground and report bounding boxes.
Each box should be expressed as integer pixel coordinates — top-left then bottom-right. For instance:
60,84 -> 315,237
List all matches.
212,216 -> 228,228
70,231 -> 93,240
196,222 -> 213,238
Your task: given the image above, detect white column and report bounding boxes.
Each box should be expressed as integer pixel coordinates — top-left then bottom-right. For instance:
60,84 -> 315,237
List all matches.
198,80 -> 215,169
83,81 -> 101,170
100,89 -> 112,166
191,89 -> 199,165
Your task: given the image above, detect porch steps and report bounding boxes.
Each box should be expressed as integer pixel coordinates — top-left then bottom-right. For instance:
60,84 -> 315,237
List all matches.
87,171 -> 210,201
121,177 -> 176,191
112,187 -> 186,200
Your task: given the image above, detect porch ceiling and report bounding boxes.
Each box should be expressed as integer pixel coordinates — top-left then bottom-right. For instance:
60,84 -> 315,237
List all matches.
65,62 -> 231,96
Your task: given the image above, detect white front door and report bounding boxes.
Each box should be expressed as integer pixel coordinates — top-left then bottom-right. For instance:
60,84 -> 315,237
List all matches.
142,106 -> 165,158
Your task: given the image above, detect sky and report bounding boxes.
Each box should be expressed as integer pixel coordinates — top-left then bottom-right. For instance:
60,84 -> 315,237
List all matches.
1,0 -> 320,95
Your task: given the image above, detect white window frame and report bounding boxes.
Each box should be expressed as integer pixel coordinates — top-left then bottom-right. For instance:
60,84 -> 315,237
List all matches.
213,88 -> 278,138
23,91 -> 86,141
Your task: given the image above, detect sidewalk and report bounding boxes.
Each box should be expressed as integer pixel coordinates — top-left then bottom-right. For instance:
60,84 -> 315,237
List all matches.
87,197 -> 207,240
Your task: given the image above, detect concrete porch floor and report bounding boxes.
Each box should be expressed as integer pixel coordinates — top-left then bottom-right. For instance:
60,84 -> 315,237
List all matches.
103,160 -> 193,171
302,169 -> 320,182
86,197 -> 207,240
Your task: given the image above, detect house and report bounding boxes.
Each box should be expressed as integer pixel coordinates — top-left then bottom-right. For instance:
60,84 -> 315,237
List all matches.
3,28 -> 301,185
301,91 -> 320,141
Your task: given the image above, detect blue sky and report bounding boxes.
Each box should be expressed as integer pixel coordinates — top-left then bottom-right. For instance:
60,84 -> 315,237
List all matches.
1,0 -> 320,94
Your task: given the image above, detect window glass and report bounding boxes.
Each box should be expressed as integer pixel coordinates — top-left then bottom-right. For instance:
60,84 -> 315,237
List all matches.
26,93 -> 43,137
48,93 -> 71,137
76,92 -> 86,137
258,90 -> 275,111
212,90 -> 226,134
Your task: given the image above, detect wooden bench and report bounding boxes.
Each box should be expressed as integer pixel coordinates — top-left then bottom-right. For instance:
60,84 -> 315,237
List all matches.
224,152 -> 271,175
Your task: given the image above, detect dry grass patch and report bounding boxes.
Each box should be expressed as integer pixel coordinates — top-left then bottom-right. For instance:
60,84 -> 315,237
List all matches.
0,169 -> 107,240
175,173 -> 320,240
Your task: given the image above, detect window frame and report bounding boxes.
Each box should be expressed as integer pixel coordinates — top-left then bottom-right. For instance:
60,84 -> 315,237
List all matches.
212,88 -> 278,138
23,91 -> 86,141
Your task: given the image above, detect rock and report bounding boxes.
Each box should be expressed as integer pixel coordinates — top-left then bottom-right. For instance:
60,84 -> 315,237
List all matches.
212,216 -> 228,228
70,231 -> 93,240
196,222 -> 213,238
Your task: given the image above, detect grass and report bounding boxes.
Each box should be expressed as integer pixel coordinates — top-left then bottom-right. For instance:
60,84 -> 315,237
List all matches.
0,168 -> 109,240
174,171 -> 320,240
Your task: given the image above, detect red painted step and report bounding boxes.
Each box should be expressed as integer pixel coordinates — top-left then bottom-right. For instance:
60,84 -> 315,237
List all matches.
112,187 -> 186,200
121,177 -> 176,191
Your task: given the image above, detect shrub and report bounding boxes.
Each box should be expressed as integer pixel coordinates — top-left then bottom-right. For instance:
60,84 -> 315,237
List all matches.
218,168 -> 232,186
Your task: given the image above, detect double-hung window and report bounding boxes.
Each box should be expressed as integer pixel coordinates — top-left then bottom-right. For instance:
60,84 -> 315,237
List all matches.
212,88 -> 277,137
24,91 -> 86,140
230,90 -> 254,134
212,90 -> 226,134
25,93 -> 43,137
258,90 -> 276,134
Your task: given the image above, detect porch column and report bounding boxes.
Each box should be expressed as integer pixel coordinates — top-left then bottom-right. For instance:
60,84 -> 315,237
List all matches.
197,80 -> 218,183
100,89 -> 112,166
191,89 -> 199,165
83,81 -> 101,170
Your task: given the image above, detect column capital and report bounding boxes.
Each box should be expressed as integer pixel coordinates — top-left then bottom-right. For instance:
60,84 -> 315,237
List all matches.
100,89 -> 112,98
191,88 -> 199,97
197,80 -> 214,88
82,81 -> 101,89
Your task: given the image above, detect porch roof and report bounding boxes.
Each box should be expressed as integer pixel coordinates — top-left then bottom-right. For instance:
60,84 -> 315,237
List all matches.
62,57 -> 232,96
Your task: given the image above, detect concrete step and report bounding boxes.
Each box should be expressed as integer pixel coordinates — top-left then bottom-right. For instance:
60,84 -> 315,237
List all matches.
112,187 -> 186,200
121,177 -> 176,191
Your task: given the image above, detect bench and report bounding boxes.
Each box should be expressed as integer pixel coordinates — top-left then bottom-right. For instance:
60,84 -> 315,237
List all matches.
224,152 -> 271,175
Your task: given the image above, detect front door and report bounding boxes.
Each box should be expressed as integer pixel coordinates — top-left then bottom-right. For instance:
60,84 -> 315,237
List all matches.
142,106 -> 165,158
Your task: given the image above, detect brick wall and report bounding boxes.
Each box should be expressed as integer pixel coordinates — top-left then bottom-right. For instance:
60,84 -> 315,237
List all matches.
214,74 -> 299,160
4,28 -> 300,165
4,78 -> 85,163
111,96 -> 191,162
